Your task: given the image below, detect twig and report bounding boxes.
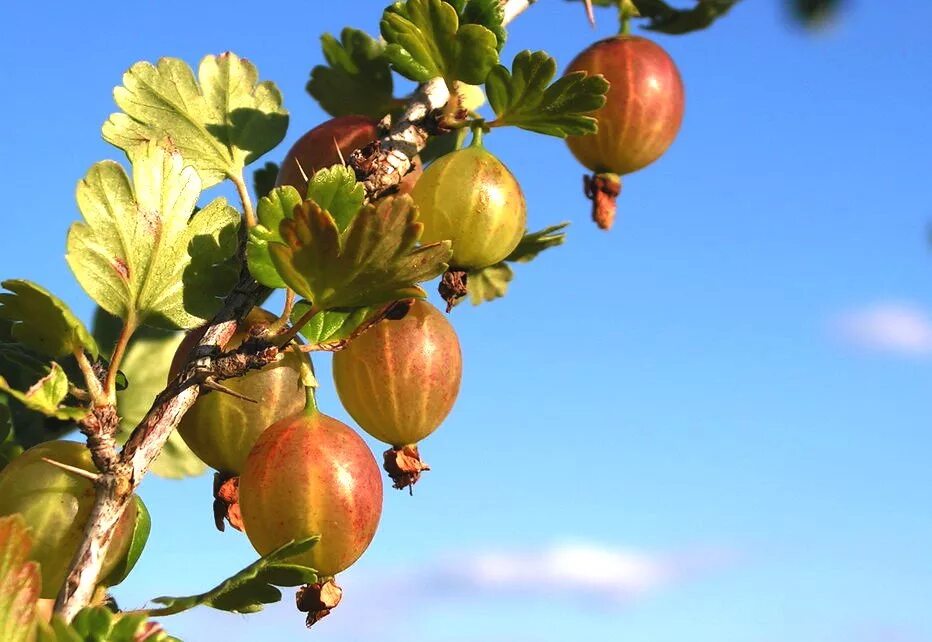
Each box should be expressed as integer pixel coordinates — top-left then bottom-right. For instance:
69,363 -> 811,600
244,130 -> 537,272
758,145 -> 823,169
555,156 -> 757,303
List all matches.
54,0 -> 538,622
231,171 -> 257,228
104,318 -> 136,401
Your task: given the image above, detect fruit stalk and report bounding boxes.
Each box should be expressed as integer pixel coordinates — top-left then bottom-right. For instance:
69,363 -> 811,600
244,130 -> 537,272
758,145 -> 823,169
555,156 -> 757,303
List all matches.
55,0 -> 539,621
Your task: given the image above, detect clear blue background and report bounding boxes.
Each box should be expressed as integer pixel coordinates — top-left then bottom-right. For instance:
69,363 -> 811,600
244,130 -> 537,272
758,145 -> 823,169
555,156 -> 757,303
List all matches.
1,1 -> 931,640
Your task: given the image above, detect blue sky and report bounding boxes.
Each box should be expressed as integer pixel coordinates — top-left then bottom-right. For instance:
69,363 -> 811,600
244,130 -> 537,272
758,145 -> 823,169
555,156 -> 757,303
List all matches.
2,1 -> 932,640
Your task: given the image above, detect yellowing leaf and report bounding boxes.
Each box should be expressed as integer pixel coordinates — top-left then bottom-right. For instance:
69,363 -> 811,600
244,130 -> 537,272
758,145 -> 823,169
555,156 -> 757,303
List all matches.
0,515 -> 41,642
67,141 -> 241,330
103,53 -> 288,188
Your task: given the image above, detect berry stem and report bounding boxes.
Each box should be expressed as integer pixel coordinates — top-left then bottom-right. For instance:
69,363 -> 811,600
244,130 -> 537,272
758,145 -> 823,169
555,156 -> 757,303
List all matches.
231,171 -> 257,229
104,317 -> 137,402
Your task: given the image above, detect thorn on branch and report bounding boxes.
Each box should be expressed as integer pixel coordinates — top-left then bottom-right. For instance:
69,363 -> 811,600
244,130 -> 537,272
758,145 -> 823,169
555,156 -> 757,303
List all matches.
202,378 -> 258,404
40,457 -> 101,483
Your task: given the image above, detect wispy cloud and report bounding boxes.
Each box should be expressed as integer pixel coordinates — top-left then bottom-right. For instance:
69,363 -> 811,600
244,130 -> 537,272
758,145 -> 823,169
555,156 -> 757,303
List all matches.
416,541 -> 735,605
264,541 -> 739,640
833,302 -> 932,356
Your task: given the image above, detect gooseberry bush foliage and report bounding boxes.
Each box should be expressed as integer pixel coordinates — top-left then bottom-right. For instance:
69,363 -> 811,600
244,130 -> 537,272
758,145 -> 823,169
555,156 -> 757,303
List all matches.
0,0 -> 795,638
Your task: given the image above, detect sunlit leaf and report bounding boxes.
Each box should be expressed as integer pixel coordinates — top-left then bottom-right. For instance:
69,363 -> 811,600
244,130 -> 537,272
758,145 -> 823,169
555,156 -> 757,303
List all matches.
0,363 -> 87,421
487,50 -> 609,137
67,140 -> 241,330
103,53 -> 288,187
381,0 -> 499,84
270,196 -> 451,310
0,514 -> 41,642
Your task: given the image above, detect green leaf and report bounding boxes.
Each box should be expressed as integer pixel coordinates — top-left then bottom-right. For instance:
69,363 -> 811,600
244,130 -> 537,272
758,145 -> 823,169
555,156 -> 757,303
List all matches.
563,0 -> 738,32
253,161 -> 279,201
454,0 -> 507,51
307,28 -> 397,119
790,0 -> 842,27
291,300 -> 372,346
102,52 -> 288,188
0,363 -> 87,421
101,496 -> 151,588
486,50 -> 609,137
93,308 -> 206,479
152,537 -> 319,615
467,262 -> 513,305
67,140 -> 241,330
0,401 -> 22,472
305,165 -> 366,231
506,222 -> 570,263
247,186 -> 304,289
0,515 -> 41,642
270,196 -> 452,310
466,223 -> 568,305
0,281 -> 99,360
0,346 -> 74,455
49,607 -> 179,642
381,0 -> 499,84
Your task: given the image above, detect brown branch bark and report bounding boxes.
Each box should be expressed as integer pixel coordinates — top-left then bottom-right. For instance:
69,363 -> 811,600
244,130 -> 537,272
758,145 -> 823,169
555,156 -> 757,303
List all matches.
54,0 -> 537,621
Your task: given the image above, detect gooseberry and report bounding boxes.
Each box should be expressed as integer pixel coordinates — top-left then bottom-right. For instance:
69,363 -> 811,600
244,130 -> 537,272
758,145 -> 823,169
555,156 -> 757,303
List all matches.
276,115 -> 421,196
411,142 -> 526,271
332,300 -> 461,490
238,411 -> 382,579
565,35 -> 685,229
0,441 -> 140,598
173,308 -> 308,476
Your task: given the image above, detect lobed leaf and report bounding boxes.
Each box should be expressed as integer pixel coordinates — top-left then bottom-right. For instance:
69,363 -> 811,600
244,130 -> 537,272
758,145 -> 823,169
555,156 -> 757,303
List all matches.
306,165 -> 366,232
451,0 -> 507,51
253,161 -> 279,202
0,281 -> 98,360
247,186 -> 304,290
307,28 -> 397,119
564,0 -> 739,33
152,537 -> 319,615
466,223 -> 569,305
270,196 -> 451,310
0,363 -> 87,421
103,52 -> 288,188
67,140 -> 241,330
381,0 -> 499,84
0,515 -> 41,642
486,50 -> 609,137
635,0 -> 740,33
44,607 -> 180,642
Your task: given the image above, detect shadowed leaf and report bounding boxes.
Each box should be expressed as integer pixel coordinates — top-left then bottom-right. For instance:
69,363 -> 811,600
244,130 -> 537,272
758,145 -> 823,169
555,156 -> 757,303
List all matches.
0,281 -> 98,360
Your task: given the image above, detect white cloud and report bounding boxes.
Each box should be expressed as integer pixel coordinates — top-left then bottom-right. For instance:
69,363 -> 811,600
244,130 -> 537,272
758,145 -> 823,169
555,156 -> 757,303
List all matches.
342,541 -> 737,608
834,303 -> 932,356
